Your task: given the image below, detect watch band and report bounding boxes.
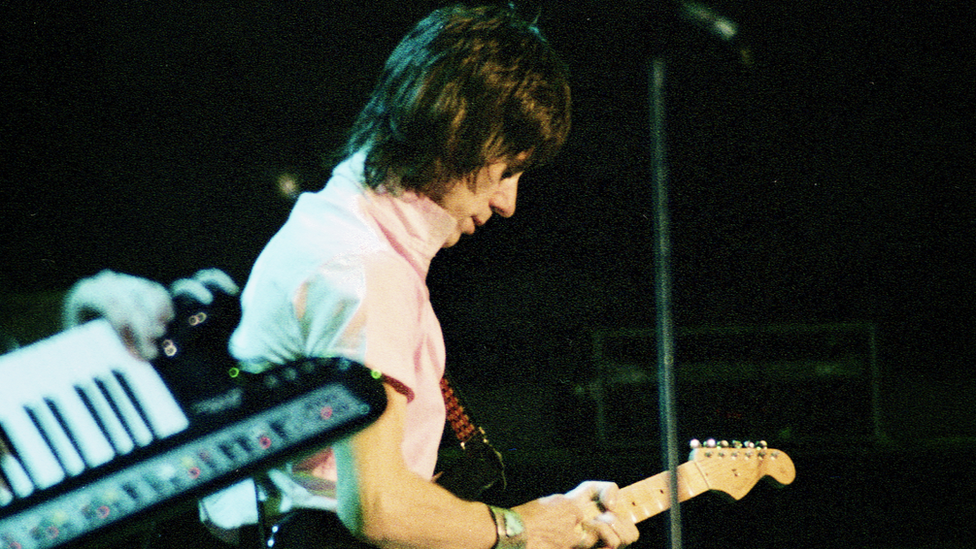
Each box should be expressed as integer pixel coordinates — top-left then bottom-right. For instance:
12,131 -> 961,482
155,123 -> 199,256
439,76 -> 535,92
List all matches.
488,505 -> 526,549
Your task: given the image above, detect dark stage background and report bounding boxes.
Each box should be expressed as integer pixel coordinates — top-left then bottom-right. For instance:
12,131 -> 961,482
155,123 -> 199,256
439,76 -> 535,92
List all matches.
2,1 -> 974,548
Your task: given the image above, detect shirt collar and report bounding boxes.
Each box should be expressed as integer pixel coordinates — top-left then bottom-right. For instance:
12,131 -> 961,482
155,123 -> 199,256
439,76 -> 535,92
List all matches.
334,153 -> 457,274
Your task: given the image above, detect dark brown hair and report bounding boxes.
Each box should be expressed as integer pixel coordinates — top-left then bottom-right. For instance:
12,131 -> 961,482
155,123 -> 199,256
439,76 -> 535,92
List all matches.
344,4 -> 571,195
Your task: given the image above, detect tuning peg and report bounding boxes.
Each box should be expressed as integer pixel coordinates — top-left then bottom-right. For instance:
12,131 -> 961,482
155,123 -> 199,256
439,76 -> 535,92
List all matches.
732,440 -> 743,448
719,440 -> 730,448
689,439 -> 701,449
705,438 -> 717,448
758,440 -> 768,449
745,441 -> 756,449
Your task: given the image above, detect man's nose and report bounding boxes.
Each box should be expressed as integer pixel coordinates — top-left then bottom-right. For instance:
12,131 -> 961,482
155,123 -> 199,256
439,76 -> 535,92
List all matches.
490,175 -> 519,218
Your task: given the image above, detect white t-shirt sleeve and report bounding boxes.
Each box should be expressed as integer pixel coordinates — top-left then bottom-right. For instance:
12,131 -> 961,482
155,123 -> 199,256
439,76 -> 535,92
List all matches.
297,252 -> 424,399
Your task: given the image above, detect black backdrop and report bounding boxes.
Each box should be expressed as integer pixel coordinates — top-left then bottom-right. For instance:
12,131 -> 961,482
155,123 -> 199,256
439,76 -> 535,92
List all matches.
4,0 -> 975,456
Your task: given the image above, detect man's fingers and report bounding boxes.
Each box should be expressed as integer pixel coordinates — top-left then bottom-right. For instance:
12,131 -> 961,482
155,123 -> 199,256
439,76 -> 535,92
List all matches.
63,270 -> 174,360
572,508 -> 639,549
170,278 -> 215,305
595,483 -> 619,510
193,268 -> 239,296
567,481 -> 620,514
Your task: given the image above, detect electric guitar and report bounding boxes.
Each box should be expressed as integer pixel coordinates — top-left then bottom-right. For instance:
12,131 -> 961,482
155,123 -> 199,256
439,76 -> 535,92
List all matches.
592,439 -> 795,524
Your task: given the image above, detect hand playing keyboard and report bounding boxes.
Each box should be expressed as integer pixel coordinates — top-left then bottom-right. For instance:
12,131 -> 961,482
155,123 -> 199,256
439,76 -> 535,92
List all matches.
62,269 -> 239,361
62,271 -> 175,361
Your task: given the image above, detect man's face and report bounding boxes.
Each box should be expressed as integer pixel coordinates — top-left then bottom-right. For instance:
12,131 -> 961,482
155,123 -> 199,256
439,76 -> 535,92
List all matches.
433,160 -> 522,248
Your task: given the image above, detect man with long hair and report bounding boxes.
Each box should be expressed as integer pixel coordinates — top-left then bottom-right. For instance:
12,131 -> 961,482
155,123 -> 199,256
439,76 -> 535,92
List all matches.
63,5 -> 640,549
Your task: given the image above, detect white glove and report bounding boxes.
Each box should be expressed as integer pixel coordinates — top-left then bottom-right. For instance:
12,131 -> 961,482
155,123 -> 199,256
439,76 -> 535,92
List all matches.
62,270 -> 175,360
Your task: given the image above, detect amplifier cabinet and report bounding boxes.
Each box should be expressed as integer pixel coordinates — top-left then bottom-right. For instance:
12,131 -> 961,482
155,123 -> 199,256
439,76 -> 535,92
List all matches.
585,323 -> 882,449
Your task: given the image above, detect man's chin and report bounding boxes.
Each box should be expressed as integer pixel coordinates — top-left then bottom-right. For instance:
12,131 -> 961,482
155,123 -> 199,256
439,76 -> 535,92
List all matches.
441,232 -> 462,248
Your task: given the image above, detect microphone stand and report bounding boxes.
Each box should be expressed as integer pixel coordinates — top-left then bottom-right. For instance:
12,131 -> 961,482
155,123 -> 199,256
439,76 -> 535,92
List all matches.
649,56 -> 682,549
651,7 -> 745,548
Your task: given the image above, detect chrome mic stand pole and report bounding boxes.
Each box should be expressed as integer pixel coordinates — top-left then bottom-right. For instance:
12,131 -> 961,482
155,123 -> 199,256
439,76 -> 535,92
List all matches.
649,56 -> 682,549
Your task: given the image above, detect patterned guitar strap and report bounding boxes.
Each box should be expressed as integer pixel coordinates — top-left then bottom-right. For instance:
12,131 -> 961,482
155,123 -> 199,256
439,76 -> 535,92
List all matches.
436,374 -> 506,500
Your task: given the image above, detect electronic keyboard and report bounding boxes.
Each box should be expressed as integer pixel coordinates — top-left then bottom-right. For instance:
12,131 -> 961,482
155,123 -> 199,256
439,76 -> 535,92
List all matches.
0,319 -> 386,549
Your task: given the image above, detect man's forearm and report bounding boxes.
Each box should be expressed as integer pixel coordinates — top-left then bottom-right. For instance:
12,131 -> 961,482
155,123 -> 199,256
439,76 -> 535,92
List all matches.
333,383 -> 497,549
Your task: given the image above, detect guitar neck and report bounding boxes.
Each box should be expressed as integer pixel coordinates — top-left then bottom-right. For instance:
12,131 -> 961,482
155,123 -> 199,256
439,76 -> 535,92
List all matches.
580,443 -> 794,526
614,461 -> 710,523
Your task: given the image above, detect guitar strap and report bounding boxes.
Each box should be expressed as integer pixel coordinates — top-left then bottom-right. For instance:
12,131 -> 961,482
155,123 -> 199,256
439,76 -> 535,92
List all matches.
441,375 -> 479,443
435,373 -> 506,500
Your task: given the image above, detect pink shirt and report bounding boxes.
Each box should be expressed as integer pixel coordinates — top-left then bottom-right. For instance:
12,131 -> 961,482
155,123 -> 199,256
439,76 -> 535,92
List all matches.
207,154 -> 456,523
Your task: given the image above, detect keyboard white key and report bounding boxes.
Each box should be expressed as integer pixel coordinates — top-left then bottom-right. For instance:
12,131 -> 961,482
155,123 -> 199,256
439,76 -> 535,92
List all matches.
1,452 -> 33,499
0,478 -> 13,506
24,400 -> 85,476
92,374 -> 154,446
75,379 -> 137,453
44,383 -> 116,468
113,366 -> 189,439
0,404 -> 64,490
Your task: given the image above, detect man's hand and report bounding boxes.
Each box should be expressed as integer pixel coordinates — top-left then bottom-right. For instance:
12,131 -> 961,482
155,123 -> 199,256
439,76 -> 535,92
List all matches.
62,268 -> 239,361
62,270 -> 174,360
169,268 -> 239,306
513,481 -> 639,549
565,482 -> 639,549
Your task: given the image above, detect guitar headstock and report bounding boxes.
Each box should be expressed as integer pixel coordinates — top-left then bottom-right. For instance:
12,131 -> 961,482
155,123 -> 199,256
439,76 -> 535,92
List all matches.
688,439 -> 796,500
